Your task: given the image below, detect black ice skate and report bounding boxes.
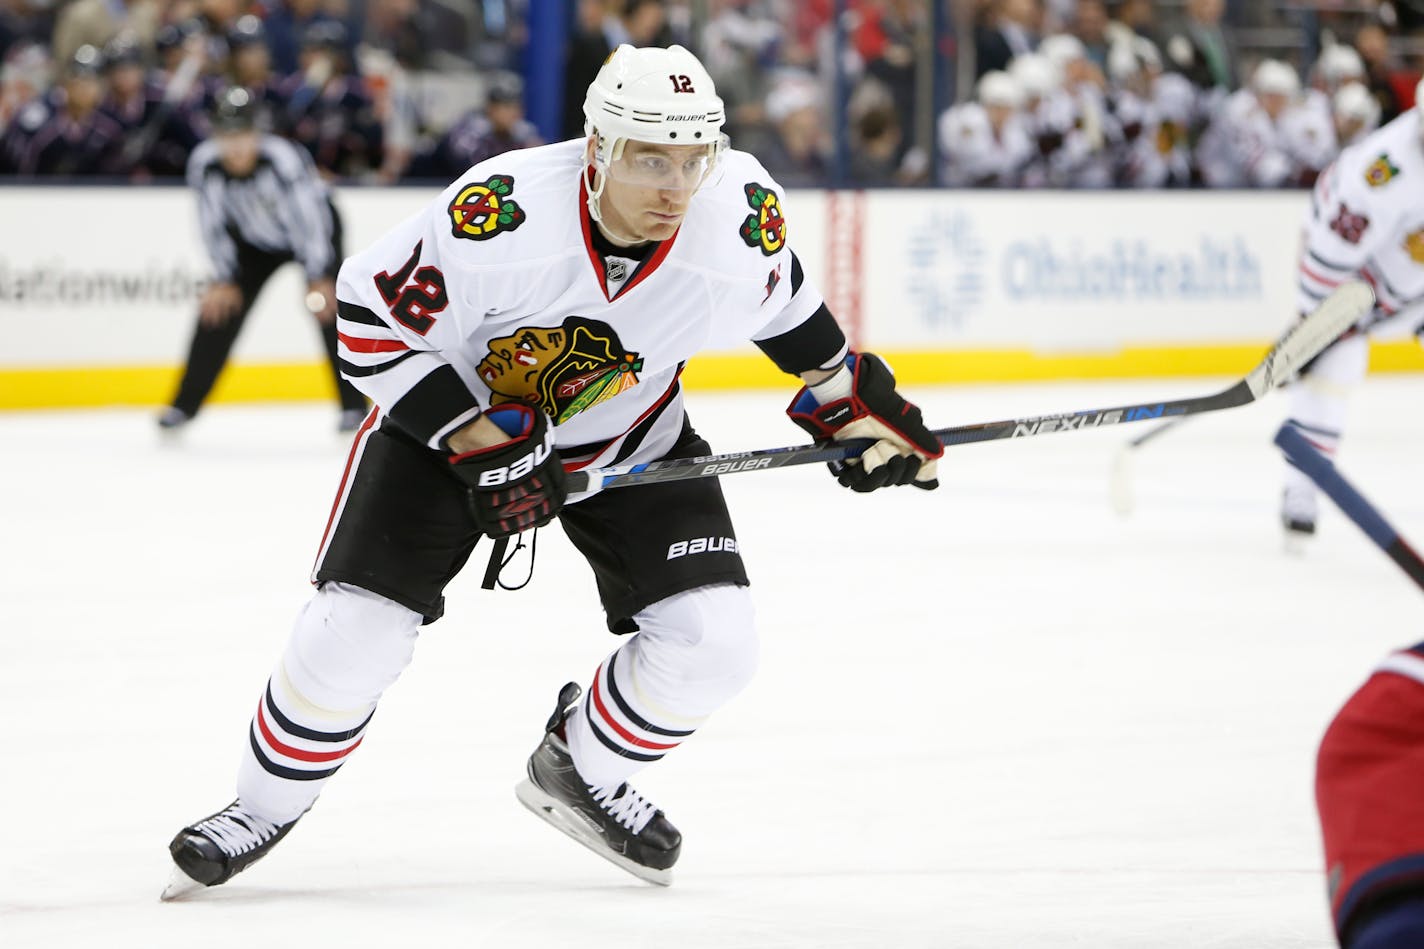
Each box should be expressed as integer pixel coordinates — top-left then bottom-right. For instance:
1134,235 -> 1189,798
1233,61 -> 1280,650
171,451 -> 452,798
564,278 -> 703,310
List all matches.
1281,488 -> 1318,554
160,800 -> 298,900
514,682 -> 682,886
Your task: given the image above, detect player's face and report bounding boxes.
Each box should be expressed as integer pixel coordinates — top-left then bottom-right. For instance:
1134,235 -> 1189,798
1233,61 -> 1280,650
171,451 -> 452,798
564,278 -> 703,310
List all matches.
1259,91 -> 1289,120
216,129 -> 261,175
598,139 -> 715,242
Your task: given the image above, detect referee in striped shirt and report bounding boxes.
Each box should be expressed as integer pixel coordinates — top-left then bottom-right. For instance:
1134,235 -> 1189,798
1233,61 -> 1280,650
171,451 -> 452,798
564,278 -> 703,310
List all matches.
160,87 -> 368,434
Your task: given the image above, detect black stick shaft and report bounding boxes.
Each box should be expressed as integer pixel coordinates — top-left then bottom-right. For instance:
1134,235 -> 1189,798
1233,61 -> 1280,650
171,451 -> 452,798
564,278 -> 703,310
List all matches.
566,379 -> 1252,495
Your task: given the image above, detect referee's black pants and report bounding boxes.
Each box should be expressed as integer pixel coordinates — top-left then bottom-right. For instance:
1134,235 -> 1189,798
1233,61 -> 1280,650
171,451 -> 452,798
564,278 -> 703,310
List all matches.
169,215 -> 366,418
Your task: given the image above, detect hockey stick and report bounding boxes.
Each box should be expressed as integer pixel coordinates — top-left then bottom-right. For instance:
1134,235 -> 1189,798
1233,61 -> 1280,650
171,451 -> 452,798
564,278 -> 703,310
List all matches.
1275,424 -> 1424,591
565,282 -> 1372,497
1109,417 -> 1189,516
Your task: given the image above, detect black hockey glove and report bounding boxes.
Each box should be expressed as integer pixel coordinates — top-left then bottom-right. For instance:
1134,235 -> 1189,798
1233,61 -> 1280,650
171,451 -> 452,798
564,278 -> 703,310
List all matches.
786,353 -> 943,492
449,405 -> 566,537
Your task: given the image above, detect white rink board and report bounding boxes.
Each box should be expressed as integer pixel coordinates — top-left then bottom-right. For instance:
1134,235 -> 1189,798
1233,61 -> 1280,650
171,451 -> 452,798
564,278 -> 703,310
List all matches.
861,190 -> 1307,350
0,185 -> 1307,368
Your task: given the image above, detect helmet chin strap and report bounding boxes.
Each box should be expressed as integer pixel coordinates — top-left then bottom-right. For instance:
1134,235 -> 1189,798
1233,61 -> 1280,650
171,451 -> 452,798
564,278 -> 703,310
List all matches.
583,138 -> 649,247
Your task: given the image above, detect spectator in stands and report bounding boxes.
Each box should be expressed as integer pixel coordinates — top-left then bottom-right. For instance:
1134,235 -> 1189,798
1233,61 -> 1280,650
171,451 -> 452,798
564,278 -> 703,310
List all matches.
263,0 -> 348,76
1107,0 -> 1155,41
975,0 -> 1039,78
1158,0 -> 1236,95
562,0 -> 613,139
14,43 -> 123,175
758,73 -> 830,186
227,15 -> 285,112
854,0 -> 923,170
280,20 -> 383,179
0,39 -> 45,128
701,0 -> 782,155
1070,0 -> 1111,71
153,18 -> 224,140
0,40 -> 46,172
1355,22 -> 1408,124
52,0 -> 161,68
408,70 -> 541,180
101,33 -> 198,177
623,0 -> 672,49
1,0 -> 56,61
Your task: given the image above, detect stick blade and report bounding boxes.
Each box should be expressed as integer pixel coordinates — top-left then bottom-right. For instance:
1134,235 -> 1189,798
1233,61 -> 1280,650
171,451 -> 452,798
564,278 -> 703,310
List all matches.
1250,281 -> 1374,397
1109,444 -> 1135,517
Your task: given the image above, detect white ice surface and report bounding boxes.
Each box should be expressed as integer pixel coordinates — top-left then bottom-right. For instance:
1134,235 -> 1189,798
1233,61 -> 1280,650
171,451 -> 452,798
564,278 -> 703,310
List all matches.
3,377 -> 1422,949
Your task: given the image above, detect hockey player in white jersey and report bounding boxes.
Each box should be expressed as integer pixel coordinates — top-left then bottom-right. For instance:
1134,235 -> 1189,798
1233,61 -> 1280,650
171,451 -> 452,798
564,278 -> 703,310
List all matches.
1196,59 -> 1300,188
1334,81 -> 1381,149
1282,85 -> 1424,540
159,45 -> 943,897
937,70 -> 1033,187
1108,36 -> 1194,188
1303,44 -> 1367,124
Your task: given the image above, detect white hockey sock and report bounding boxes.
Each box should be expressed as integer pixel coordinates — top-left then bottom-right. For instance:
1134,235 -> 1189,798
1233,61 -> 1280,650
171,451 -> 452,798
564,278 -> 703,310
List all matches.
236,582 -> 422,824
565,584 -> 757,789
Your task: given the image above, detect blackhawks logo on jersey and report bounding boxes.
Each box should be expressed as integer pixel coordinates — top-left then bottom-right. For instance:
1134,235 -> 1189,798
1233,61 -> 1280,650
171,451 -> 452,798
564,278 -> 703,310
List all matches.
739,182 -> 786,256
1364,154 -> 1399,188
449,174 -> 526,241
1405,230 -> 1424,264
476,316 -> 642,424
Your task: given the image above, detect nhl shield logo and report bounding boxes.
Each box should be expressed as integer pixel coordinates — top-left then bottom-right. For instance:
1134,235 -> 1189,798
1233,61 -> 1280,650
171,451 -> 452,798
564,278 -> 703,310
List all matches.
476,316 -> 643,424
739,182 -> 787,256
449,174 -> 526,241
1364,154 -> 1399,188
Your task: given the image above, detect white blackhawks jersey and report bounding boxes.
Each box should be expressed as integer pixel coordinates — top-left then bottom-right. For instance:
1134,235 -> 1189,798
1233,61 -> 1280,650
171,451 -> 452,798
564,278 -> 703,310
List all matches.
1298,109 -> 1424,328
1196,88 -> 1293,188
334,139 -> 831,471
936,101 -> 1033,187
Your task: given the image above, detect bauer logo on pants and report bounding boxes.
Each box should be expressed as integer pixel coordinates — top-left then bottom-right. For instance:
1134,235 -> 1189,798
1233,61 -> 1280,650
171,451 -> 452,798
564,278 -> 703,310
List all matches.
667,536 -> 739,559
449,175 -> 526,241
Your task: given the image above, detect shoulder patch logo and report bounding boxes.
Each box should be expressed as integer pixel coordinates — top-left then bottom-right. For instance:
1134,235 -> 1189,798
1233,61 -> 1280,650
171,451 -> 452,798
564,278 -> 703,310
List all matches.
449,174 -> 526,241
1364,154 -> 1399,188
1405,230 -> 1424,264
476,317 -> 642,424
740,182 -> 787,256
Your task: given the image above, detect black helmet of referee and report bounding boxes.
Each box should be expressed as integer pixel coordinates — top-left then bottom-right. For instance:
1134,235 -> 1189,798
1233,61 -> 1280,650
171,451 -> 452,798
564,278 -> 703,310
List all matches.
211,86 -> 261,134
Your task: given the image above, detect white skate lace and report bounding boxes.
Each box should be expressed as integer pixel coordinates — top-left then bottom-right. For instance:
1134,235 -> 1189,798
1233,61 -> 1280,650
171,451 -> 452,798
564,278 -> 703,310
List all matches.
192,804 -> 283,858
589,783 -> 659,834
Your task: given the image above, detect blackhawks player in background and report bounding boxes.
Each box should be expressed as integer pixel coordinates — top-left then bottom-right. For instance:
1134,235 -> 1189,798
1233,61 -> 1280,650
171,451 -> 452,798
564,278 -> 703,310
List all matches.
1283,79 -> 1424,544
159,45 -> 943,897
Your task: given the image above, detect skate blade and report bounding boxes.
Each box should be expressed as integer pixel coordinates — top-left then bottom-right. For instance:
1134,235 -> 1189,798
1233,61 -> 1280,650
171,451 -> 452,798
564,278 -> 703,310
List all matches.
1283,529 -> 1314,556
515,779 -> 672,887
159,865 -> 206,902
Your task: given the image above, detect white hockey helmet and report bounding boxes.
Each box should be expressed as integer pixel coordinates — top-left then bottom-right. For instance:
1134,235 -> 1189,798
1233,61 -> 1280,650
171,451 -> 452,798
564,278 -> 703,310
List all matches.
1333,82 -> 1379,126
581,44 -> 727,225
1038,33 -> 1087,72
1316,44 -> 1366,88
1251,59 -> 1300,98
1106,36 -> 1161,84
1009,53 -> 1060,101
976,70 -> 1024,109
